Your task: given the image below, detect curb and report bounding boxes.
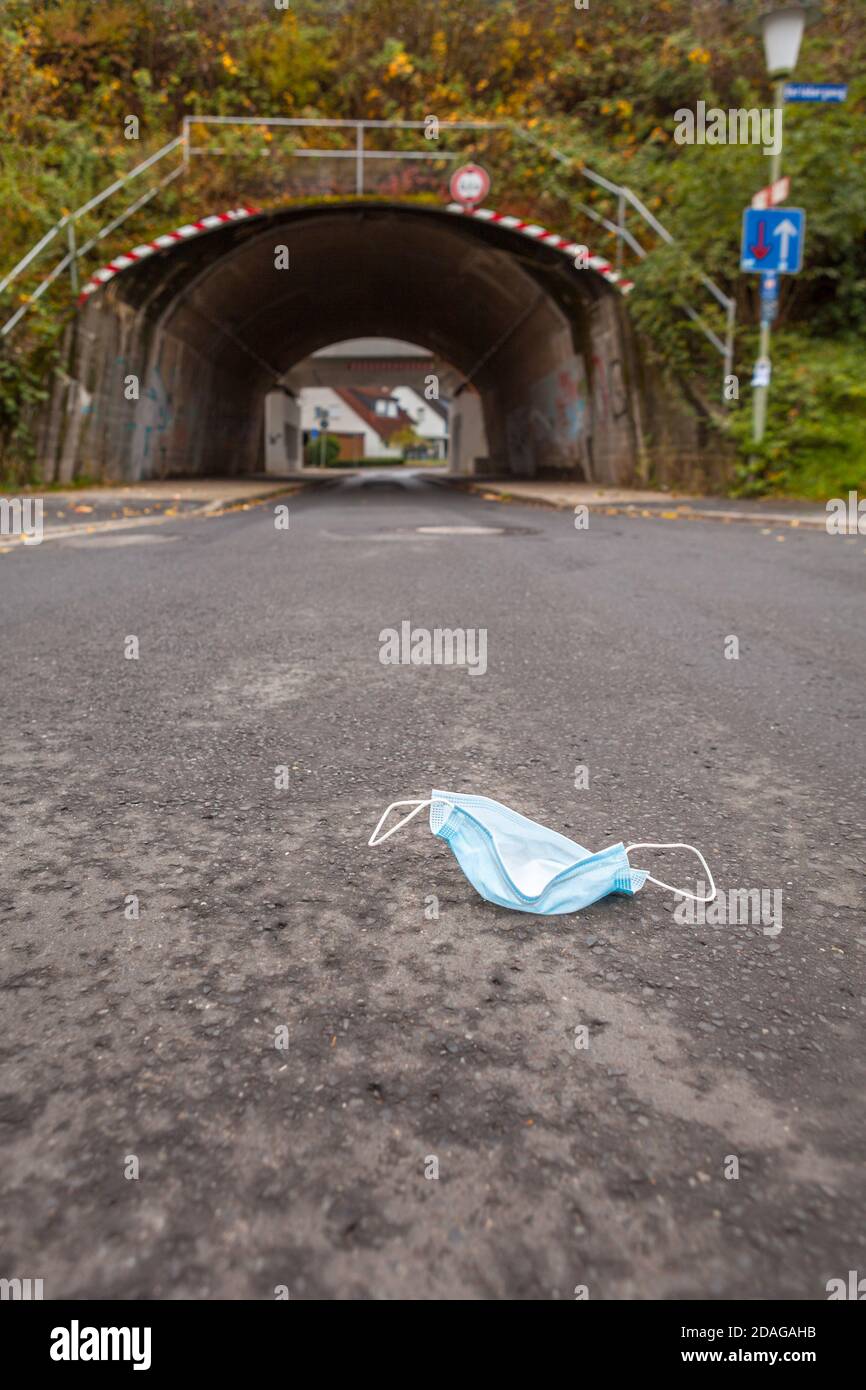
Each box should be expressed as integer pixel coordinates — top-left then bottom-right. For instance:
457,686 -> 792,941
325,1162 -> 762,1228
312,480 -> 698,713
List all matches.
3,483 -> 306,549
195,482 -> 306,516
464,484 -> 828,531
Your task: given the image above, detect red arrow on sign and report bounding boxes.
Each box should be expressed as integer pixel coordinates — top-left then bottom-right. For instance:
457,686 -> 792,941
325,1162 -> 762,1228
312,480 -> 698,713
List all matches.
749,219 -> 771,259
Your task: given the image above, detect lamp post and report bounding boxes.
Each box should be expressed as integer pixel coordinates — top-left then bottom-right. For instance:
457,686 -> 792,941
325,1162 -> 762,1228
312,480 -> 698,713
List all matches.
752,4 -> 809,445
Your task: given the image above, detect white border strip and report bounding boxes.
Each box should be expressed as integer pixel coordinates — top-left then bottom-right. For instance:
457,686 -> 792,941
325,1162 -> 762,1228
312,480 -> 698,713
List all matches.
77,200 -> 634,306
77,205 -> 260,304
445,203 -> 635,295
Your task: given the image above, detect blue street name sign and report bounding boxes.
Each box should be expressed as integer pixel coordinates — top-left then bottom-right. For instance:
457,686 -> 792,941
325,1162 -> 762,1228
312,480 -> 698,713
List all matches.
783,83 -> 847,103
741,207 -> 805,274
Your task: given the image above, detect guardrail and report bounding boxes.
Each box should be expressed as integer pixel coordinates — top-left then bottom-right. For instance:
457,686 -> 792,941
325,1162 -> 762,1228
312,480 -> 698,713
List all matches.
0,117 -> 734,390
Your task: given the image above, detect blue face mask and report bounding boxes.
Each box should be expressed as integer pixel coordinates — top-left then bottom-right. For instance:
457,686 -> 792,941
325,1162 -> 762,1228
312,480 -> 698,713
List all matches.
368,791 -> 716,916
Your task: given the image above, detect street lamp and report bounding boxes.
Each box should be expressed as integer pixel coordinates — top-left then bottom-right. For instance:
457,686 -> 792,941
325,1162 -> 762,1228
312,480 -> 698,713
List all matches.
759,5 -> 807,79
750,3 -> 815,446
759,5 -> 811,184
754,3 -> 814,186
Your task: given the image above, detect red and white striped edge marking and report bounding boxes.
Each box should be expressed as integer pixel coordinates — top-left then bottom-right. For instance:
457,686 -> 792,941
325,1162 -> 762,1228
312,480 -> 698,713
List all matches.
77,205 -> 260,305
445,204 -> 635,295
77,200 -> 634,306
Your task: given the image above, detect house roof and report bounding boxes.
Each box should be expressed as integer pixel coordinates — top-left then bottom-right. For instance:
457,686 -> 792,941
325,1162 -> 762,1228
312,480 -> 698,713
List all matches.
419,394 -> 450,423
334,387 -> 416,444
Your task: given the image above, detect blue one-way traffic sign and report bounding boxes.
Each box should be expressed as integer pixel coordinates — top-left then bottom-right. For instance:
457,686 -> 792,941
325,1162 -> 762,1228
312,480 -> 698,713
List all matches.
740,207 -> 805,274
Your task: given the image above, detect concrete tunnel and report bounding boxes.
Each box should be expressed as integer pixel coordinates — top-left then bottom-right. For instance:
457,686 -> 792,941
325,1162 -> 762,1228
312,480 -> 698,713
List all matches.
43,201 -> 708,485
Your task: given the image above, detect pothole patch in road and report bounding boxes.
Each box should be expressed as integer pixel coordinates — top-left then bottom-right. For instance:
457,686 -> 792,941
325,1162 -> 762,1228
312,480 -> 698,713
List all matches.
319,524 -> 538,542
415,525 -> 505,536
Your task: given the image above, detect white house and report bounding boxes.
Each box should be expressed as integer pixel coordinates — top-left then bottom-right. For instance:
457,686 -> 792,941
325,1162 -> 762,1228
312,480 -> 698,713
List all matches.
299,385 -> 424,461
389,386 -> 449,459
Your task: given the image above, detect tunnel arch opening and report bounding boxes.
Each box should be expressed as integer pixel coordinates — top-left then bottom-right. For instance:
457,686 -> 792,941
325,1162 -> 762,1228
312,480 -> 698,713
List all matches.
66,202 -> 647,484
284,337 -> 461,469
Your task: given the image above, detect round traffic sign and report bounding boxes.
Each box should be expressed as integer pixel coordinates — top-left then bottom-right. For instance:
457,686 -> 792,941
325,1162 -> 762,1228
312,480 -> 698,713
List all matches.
449,163 -> 490,209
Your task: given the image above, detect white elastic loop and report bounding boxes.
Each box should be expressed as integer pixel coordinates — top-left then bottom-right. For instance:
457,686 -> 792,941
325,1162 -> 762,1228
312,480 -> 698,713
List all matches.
368,799 -> 432,847
625,841 -> 716,903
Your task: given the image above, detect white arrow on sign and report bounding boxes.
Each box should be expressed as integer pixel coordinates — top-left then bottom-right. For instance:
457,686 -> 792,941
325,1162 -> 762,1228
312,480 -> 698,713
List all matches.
773,218 -> 799,269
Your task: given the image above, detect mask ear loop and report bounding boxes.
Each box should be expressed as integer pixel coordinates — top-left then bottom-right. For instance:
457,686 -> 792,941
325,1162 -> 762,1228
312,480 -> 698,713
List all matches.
625,842 -> 716,903
368,799 -> 432,847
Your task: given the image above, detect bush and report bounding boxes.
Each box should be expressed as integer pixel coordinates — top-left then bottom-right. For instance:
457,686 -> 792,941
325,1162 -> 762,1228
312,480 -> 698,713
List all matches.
727,334 -> 866,499
304,433 -> 341,467
0,334 -> 55,486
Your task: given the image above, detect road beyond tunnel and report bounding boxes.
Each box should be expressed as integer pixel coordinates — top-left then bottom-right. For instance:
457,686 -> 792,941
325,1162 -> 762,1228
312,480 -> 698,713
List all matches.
43,202 -> 708,487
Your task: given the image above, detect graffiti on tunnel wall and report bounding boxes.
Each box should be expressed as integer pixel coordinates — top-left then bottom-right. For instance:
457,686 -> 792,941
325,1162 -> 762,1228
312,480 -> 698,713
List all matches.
505,357 -> 590,475
137,367 -> 172,464
504,342 -> 636,482
592,352 -> 630,425
74,353 -> 208,477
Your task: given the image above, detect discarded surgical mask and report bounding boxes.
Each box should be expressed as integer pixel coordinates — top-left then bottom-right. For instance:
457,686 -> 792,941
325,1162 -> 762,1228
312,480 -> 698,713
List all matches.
368,790 -> 716,916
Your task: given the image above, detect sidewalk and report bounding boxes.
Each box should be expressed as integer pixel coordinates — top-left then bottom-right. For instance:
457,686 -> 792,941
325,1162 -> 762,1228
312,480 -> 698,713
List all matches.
3,469 -> 444,546
3,477 -> 303,547
31,477 -> 300,509
462,479 -> 829,529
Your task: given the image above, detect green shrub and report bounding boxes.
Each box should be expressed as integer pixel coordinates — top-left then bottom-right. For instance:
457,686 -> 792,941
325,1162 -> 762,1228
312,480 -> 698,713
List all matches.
304,433 -> 341,467
0,333 -> 55,486
727,334 -> 866,499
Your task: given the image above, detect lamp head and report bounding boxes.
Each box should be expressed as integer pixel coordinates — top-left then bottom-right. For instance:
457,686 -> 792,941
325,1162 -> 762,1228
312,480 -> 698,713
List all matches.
753,3 -> 820,78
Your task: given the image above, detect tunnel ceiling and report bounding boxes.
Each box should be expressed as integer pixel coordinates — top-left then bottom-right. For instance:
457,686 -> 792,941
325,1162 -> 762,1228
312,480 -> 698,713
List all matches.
100,201 -> 619,396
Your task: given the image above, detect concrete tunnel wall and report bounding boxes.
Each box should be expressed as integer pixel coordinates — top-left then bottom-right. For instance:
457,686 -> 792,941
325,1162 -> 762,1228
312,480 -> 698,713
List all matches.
38,202 -> 711,485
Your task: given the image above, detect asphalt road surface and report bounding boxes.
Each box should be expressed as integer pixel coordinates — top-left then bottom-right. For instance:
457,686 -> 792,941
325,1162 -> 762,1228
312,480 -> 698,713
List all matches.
1,471 -> 864,1300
